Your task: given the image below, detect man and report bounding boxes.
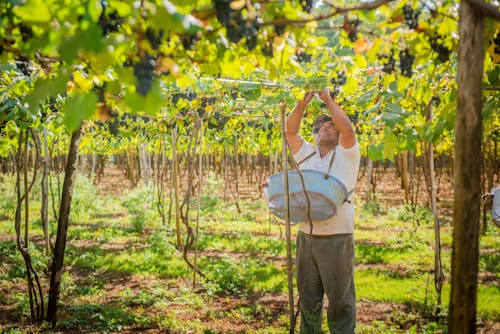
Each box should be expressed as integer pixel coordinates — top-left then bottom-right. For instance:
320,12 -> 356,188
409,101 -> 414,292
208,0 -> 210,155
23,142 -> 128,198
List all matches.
286,89 -> 360,333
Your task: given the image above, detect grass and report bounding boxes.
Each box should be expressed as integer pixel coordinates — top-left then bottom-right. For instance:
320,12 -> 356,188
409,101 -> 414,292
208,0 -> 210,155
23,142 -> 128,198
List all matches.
0,173 -> 499,333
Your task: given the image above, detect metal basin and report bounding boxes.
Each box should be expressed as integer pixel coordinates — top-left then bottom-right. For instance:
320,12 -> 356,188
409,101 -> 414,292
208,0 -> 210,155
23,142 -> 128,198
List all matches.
266,169 -> 348,223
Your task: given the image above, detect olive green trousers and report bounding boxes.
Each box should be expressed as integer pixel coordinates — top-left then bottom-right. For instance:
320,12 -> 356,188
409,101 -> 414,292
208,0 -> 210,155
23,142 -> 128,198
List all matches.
296,232 -> 356,334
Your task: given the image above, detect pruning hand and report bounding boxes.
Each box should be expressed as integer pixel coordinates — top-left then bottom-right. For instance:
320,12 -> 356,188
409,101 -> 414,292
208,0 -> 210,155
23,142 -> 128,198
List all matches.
317,89 -> 333,103
300,91 -> 314,104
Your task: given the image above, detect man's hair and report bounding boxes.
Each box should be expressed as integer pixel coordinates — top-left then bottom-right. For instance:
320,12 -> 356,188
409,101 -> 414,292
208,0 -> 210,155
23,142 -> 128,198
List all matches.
312,114 -> 333,133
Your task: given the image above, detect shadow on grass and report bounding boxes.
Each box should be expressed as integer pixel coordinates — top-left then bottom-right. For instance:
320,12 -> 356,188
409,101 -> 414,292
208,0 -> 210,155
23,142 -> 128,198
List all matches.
480,251 -> 499,273
356,244 -> 393,264
57,303 -> 153,332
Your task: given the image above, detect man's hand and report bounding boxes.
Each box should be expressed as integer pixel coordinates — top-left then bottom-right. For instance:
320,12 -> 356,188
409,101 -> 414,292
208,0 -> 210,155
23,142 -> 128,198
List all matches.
300,92 -> 314,105
317,89 -> 333,104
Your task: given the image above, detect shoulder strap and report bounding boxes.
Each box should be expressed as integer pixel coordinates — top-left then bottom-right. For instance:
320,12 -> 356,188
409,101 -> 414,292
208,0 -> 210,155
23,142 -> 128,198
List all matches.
327,147 -> 336,174
297,151 -> 317,166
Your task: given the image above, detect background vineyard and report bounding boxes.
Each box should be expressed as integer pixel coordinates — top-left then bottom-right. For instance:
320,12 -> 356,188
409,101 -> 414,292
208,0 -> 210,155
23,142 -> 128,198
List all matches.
0,0 -> 499,333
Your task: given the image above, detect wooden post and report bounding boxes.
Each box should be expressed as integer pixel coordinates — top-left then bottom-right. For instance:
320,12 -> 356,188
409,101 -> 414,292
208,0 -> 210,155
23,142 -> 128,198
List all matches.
449,2 -> 484,332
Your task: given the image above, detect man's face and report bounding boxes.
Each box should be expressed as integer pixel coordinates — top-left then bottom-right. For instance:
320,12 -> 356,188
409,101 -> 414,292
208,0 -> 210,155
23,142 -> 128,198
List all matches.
313,121 -> 339,147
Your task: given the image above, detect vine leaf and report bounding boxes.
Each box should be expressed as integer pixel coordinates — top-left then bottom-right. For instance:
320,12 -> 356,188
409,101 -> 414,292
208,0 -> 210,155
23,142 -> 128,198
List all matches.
13,0 -> 51,23
63,92 -> 98,132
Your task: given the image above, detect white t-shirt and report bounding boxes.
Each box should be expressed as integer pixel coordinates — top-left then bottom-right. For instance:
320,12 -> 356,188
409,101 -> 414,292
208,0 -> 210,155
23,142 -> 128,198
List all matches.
293,138 -> 360,235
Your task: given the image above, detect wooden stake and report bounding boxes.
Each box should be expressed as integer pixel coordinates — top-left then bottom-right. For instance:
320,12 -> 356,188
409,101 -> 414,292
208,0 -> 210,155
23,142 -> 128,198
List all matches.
193,119 -> 204,288
172,127 -> 182,250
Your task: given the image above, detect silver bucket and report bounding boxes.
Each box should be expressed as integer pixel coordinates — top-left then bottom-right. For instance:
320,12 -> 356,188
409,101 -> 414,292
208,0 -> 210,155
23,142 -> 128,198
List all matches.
265,169 -> 349,223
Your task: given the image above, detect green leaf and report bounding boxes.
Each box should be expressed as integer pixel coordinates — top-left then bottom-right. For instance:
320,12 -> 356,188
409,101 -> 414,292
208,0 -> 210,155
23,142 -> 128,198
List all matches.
487,66 -> 500,85
63,92 -> 98,132
85,0 -> 101,22
13,0 -> 51,23
382,128 -> 398,161
59,24 -> 105,62
358,88 -> 376,105
25,69 -> 70,114
124,79 -> 164,115
381,105 -> 404,127
368,142 -> 383,161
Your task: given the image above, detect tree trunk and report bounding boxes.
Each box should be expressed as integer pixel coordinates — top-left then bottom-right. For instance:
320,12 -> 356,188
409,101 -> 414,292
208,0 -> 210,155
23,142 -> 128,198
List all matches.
46,126 -> 82,325
448,3 -> 484,333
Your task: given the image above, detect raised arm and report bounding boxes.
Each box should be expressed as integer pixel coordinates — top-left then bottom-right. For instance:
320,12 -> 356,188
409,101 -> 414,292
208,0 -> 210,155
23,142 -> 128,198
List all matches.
318,89 -> 356,149
286,92 -> 313,154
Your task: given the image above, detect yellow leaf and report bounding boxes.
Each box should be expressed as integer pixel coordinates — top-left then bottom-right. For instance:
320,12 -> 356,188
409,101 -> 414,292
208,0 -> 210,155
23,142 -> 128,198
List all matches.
397,76 -> 411,91
221,60 -> 243,77
176,73 -> 195,89
73,71 -> 93,91
343,77 -> 358,95
157,57 -> 181,78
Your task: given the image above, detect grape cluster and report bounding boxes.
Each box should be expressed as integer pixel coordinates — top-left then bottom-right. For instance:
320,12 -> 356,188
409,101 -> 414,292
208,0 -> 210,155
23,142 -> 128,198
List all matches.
491,33 -> 500,54
19,23 -> 33,42
349,111 -> 360,127
399,49 -> 414,77
171,91 -> 198,106
133,55 -> 156,96
181,31 -> 202,50
207,111 -> 228,130
300,0 -> 313,13
379,53 -> 396,73
98,1 -> 123,36
16,56 -> 32,76
296,51 -> 312,63
231,89 -> 239,100
274,24 -> 286,36
431,96 -> 441,107
329,72 -> 345,98
197,96 -> 217,115
145,27 -> 164,50
262,41 -> 273,58
429,34 -> 451,63
348,18 -> 361,42
335,71 -> 346,85
403,5 -> 420,30
213,0 -> 260,50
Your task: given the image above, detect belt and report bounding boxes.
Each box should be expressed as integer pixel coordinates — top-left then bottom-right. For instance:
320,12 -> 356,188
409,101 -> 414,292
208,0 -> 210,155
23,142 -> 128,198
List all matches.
310,234 -> 335,238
